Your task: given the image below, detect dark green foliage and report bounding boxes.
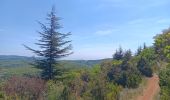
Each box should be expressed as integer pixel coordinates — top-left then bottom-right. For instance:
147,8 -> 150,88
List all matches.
137,57 -> 153,77
121,50 -> 132,70
109,49 -> 142,88
108,62 -> 142,88
24,7 -> 72,80
136,47 -> 156,77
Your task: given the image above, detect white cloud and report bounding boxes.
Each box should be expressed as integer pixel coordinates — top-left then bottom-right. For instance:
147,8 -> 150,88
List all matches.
156,19 -> 170,24
95,29 -> 118,36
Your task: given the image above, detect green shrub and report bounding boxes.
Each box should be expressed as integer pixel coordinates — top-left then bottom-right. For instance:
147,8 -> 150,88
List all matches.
137,57 -> 153,77
107,60 -> 142,88
126,71 -> 142,88
159,65 -> 170,100
47,80 -> 64,100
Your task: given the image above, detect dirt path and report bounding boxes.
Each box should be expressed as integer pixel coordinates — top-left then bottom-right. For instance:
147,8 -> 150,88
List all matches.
136,74 -> 160,100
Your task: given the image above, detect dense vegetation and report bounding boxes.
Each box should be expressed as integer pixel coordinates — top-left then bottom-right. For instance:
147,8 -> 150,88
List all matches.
154,28 -> 170,100
0,45 -> 157,100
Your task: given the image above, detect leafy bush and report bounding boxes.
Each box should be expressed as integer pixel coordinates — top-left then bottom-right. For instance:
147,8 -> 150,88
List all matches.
126,70 -> 142,88
47,80 -> 65,100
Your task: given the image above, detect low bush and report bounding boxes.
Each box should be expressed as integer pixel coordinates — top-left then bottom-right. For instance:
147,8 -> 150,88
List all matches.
3,76 -> 46,100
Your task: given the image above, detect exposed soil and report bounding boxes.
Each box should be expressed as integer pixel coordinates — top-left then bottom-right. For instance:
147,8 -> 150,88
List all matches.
136,74 -> 160,100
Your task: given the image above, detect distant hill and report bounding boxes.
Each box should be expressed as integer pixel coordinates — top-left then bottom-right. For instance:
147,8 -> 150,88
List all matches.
0,55 -> 112,68
0,55 -> 33,68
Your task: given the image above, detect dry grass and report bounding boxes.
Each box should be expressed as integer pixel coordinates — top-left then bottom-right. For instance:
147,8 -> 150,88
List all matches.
119,78 -> 147,100
153,91 -> 160,100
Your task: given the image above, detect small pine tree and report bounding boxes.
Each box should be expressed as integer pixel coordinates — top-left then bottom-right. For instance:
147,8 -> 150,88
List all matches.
143,43 -> 147,49
121,49 -> 132,70
136,46 -> 142,56
113,46 -> 124,60
123,49 -> 132,61
24,7 -> 72,80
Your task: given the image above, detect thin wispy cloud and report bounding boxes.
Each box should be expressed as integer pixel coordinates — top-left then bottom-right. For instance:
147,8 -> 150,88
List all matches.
156,19 -> 170,24
98,0 -> 170,9
95,29 -> 118,36
128,18 -> 159,25
128,17 -> 170,26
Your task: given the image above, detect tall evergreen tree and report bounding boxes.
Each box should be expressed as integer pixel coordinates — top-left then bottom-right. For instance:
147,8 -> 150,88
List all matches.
24,7 -> 72,80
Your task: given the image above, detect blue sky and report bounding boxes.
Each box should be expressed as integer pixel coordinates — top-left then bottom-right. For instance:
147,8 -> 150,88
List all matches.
0,0 -> 170,60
